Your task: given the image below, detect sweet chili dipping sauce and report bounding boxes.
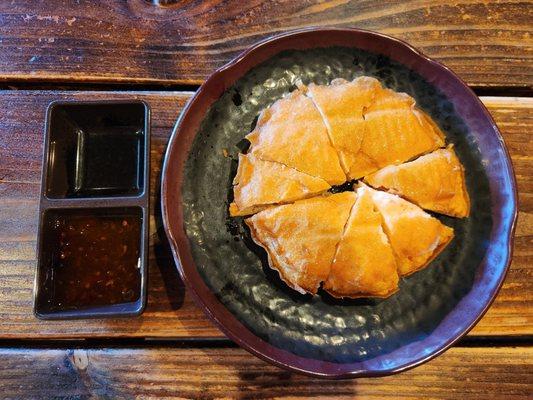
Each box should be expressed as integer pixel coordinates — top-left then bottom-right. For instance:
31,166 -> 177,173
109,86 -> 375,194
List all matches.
43,212 -> 141,310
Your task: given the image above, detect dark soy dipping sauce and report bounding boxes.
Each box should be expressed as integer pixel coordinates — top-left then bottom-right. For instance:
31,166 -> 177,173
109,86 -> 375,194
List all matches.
44,213 -> 141,310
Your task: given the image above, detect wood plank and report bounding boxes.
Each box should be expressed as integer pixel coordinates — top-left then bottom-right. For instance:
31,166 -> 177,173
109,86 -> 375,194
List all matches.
0,346 -> 531,398
472,97 -> 533,336
0,91 -> 530,339
0,1 -> 531,88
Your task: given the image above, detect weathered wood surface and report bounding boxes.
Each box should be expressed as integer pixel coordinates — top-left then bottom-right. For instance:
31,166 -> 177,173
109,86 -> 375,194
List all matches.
0,1 -> 531,88
0,92 -> 531,338
0,346 -> 531,398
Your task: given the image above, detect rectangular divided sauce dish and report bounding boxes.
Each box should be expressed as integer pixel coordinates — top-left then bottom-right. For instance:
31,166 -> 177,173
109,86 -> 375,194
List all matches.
34,100 -> 150,319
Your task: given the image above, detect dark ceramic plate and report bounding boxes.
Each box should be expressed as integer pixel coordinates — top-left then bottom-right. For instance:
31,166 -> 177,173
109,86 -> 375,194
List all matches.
161,28 -> 517,378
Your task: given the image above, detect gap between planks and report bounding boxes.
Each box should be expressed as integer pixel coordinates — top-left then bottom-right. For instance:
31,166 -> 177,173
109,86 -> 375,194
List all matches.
0,335 -> 530,350
0,81 -> 531,98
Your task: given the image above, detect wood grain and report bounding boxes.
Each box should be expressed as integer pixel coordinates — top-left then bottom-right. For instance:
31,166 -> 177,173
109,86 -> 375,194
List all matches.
0,91 -> 530,339
0,1 -> 531,88
0,346 -> 531,398
473,97 -> 533,335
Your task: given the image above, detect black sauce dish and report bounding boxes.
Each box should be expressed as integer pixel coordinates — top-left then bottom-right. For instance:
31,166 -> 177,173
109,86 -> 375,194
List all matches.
34,100 -> 150,319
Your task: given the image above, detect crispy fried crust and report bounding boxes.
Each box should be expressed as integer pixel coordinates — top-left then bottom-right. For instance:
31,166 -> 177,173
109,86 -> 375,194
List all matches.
358,183 -> 454,276
324,186 -> 400,299
364,145 -> 470,217
229,77 -> 464,298
230,154 -> 330,217
245,193 -> 356,294
246,89 -> 346,185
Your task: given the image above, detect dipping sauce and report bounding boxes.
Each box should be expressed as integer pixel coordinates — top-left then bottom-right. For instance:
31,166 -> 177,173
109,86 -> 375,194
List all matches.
41,212 -> 142,310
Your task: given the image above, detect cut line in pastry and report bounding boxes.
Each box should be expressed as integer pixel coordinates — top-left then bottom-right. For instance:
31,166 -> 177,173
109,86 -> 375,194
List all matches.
364,145 -> 470,218
245,89 -> 346,185
230,153 -> 331,217
245,193 -> 356,294
357,183 -> 454,277
324,185 -> 399,298
308,76 -> 445,180
230,76 -> 467,298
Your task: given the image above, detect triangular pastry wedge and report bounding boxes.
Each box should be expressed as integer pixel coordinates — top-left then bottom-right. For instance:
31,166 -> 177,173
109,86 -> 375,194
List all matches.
359,184 -> 454,276
324,185 -> 399,298
346,85 -> 416,179
307,77 -> 380,174
308,77 -> 445,180
229,154 -> 331,217
246,192 -> 356,294
364,146 -> 470,217
246,89 -> 346,185
351,100 -> 445,179
229,77 -> 463,298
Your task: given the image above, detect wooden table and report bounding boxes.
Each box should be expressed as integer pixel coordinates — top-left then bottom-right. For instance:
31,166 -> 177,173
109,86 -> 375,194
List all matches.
0,1 -> 531,398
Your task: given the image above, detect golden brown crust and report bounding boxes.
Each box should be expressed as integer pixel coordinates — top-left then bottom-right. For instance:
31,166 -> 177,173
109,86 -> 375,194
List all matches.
308,77 -> 445,180
358,183 -> 455,276
325,286 -> 399,299
245,193 -> 356,294
324,186 -> 400,298
229,154 -> 330,217
416,110 -> 446,143
229,77 -> 466,298
246,217 -> 308,294
399,230 -> 454,277
307,77 -> 379,175
353,107 -> 445,179
364,145 -> 470,217
229,202 -> 270,217
246,89 -> 346,185
365,86 -> 415,113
